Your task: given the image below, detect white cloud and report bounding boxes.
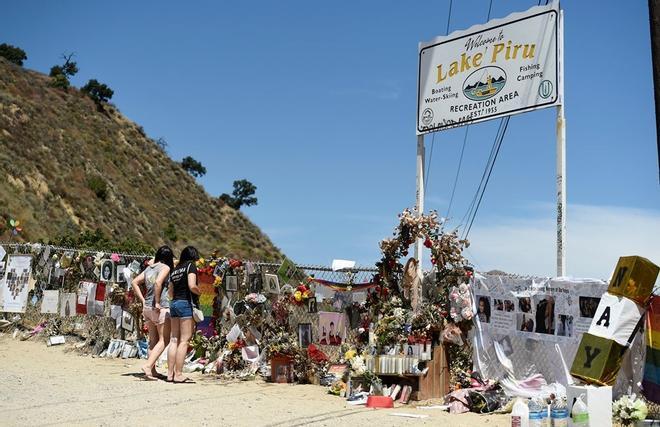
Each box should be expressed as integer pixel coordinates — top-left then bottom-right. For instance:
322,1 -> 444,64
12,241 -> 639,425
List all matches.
465,203 -> 660,280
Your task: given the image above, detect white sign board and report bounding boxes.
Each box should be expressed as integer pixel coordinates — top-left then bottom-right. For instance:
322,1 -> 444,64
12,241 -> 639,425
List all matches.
0,254 -> 32,313
417,2 -> 561,134
587,292 -> 644,346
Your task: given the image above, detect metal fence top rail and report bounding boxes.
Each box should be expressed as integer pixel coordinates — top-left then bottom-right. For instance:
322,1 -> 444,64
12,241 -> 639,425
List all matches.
0,242 -> 379,273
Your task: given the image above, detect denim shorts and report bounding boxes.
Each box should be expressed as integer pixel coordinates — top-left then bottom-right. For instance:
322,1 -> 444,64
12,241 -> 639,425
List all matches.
170,300 -> 193,319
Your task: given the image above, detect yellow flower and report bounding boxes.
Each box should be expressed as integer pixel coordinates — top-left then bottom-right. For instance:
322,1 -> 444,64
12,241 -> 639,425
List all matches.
210,261 -> 217,267
213,276 -> 222,287
344,349 -> 357,360
294,290 -> 302,302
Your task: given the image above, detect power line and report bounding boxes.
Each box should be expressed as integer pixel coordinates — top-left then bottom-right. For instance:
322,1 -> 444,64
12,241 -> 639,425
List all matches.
463,116 -> 510,240
424,132 -> 435,188
441,0 -> 496,222
445,126 -> 469,220
446,0 -> 454,34
457,118 -> 506,229
424,0 -> 453,193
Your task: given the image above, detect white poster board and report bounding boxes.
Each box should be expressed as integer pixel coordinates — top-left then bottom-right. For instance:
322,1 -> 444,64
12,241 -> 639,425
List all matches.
417,2 -> 561,134
0,254 -> 32,313
472,274 -> 606,382
40,290 -> 60,314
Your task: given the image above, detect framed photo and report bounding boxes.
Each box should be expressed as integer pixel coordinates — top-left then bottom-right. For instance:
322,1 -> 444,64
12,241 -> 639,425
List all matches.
116,265 -> 126,284
121,311 -> 134,332
100,259 -> 115,282
263,273 -> 280,295
248,273 -> 263,293
213,263 -> 225,278
307,297 -> 318,313
298,323 -> 312,348
225,275 -> 238,292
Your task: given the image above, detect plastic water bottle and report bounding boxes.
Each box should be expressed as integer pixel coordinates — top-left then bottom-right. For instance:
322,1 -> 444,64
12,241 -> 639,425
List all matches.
528,400 -> 543,427
550,407 -> 568,427
540,405 -> 550,427
511,397 -> 529,427
528,410 -> 542,427
571,394 -> 589,427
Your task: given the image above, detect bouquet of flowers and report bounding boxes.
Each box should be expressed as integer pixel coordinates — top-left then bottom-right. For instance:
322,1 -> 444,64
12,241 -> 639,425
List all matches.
291,283 -> 313,306
344,348 -> 381,393
263,324 -> 298,357
449,283 -> 474,323
244,293 -> 267,305
612,394 -> 648,426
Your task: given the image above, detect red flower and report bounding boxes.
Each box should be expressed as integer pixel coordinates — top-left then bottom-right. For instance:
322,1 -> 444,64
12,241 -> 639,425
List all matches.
229,259 -> 242,269
424,238 -> 433,248
431,258 -> 437,264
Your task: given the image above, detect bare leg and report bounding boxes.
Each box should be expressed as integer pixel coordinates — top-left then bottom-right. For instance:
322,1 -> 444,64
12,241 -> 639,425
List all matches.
143,321 -> 167,377
173,318 -> 194,382
141,321 -> 158,378
152,317 -> 171,377
167,317 -> 180,381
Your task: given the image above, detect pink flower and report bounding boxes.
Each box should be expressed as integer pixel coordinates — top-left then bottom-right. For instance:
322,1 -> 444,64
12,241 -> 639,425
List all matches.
110,253 -> 120,263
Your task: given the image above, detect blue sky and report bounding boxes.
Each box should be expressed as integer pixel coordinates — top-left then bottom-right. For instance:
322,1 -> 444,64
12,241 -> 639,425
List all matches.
3,0 -> 659,279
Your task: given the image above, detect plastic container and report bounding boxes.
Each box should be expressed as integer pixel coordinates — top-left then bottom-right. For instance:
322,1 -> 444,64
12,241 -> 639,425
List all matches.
571,394 -> 589,427
550,408 -> 569,427
528,411 -> 542,427
540,406 -> 550,427
511,398 -> 529,427
365,395 -> 394,408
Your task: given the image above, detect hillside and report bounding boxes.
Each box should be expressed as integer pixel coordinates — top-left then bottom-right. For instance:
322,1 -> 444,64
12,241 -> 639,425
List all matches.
0,58 -> 282,260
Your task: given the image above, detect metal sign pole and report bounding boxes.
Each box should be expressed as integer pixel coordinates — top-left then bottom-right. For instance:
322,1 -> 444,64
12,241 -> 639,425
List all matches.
414,134 -> 426,273
556,105 -> 566,277
556,9 -> 566,277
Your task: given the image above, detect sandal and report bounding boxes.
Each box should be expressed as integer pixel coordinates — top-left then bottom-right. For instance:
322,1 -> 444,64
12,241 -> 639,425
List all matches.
173,377 -> 195,384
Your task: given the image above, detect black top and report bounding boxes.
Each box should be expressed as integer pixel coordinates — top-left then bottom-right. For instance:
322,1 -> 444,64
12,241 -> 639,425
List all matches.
170,261 -> 198,304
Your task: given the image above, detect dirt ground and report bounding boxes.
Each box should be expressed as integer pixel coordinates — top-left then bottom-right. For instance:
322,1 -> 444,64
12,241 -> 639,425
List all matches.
0,337 -> 509,427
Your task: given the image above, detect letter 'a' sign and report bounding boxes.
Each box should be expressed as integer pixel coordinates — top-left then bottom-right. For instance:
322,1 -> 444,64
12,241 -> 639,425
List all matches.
417,2 -> 562,134
587,293 -> 644,346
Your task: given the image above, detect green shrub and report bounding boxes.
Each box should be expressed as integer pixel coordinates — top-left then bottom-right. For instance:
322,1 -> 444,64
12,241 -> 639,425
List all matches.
164,222 -> 178,242
87,176 -> 108,200
0,43 -> 27,66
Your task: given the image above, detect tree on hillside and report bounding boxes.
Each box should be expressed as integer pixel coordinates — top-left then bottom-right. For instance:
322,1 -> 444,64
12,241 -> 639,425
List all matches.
0,43 -> 27,66
81,79 -> 114,107
155,137 -> 168,151
181,156 -> 207,177
219,179 -> 258,210
49,53 -> 78,90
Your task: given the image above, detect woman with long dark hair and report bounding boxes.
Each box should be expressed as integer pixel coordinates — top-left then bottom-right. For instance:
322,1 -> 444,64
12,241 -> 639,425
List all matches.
131,245 -> 174,380
167,246 -> 201,383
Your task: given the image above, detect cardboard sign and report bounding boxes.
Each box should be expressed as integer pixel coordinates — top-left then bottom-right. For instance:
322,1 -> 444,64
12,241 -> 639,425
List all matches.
277,258 -> 296,285
587,292 -> 644,346
571,333 -> 627,386
607,256 -> 659,306
40,290 -> 60,314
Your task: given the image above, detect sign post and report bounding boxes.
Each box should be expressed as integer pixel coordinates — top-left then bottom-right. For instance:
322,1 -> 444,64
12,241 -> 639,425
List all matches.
556,9 -> 566,277
414,135 -> 425,272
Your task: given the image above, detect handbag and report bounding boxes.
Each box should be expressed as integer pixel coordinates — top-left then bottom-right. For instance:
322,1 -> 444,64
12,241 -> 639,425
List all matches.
189,291 -> 204,323
186,263 -> 204,323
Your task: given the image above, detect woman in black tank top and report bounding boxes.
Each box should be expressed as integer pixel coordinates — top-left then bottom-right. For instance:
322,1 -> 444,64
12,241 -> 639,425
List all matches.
167,246 -> 201,383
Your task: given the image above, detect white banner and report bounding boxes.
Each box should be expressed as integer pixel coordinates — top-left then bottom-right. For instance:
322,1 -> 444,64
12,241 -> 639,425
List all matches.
0,254 -> 32,313
417,2 -> 561,134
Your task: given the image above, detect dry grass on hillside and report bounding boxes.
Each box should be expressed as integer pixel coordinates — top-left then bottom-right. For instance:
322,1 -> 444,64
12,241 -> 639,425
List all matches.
0,57 -> 281,260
